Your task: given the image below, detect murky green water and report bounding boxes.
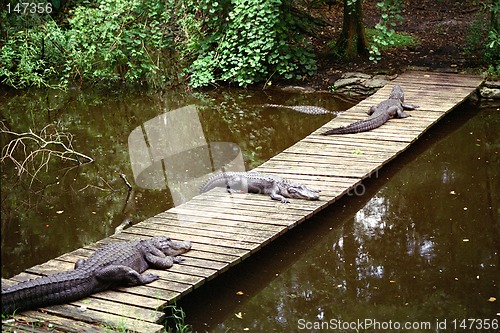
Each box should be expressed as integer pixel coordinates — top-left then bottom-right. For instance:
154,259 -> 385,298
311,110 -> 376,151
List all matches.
178,100 -> 499,332
0,87 -> 351,278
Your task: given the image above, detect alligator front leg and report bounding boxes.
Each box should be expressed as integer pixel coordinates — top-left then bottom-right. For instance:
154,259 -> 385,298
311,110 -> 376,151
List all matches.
145,254 -> 184,269
95,265 -> 159,286
269,184 -> 289,203
397,111 -> 411,118
269,192 -> 289,203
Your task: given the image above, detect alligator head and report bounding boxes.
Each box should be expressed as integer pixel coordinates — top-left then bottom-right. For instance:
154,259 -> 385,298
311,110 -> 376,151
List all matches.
283,184 -> 321,200
388,85 -> 405,102
149,236 -> 192,256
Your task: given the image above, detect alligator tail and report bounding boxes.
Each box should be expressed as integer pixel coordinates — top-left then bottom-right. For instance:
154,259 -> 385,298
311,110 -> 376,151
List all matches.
2,273 -> 90,314
199,172 -> 241,194
321,113 -> 390,135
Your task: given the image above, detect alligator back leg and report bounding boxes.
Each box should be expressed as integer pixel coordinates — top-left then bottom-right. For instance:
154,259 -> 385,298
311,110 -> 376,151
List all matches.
402,102 -> 420,110
367,105 -> 377,115
95,265 -> 159,286
394,106 -> 411,118
74,259 -> 85,269
226,175 -> 248,194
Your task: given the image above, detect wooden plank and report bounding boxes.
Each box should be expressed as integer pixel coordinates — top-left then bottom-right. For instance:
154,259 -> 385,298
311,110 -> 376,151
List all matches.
255,163 -> 381,179
121,227 -> 262,252
302,136 -> 408,152
268,153 -> 389,168
3,71 -> 483,332
189,190 -> 349,212
40,305 -> 165,333
188,193 -> 321,215
180,199 -> 307,219
155,210 -> 287,233
151,214 -> 290,240
169,206 -> 300,227
2,311 -> 106,333
394,72 -> 484,87
67,298 -> 163,323
283,142 -> 397,158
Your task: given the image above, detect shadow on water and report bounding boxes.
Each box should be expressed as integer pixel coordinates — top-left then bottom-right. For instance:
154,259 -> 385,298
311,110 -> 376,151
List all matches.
0,86 -> 353,278
177,99 -> 499,332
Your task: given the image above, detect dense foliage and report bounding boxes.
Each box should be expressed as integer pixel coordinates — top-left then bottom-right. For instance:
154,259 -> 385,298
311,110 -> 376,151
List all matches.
1,0 -> 184,88
0,0 -> 316,89
0,0 -> 498,89
185,0 -> 316,87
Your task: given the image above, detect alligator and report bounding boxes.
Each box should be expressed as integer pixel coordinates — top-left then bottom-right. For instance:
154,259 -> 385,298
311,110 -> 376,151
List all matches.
1,236 -> 192,314
320,85 -> 419,135
200,171 -> 320,203
264,104 -> 338,115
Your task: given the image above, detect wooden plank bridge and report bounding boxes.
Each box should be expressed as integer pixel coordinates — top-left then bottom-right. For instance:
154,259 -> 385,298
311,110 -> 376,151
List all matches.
1,71 -> 484,332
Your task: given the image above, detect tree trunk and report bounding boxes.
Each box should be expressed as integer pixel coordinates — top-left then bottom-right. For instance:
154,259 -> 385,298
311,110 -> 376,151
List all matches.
491,0 -> 499,32
335,0 -> 370,57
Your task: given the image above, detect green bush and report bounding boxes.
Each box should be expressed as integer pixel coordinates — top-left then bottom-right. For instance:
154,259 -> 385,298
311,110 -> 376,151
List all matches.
464,1 -> 499,70
0,0 -> 317,89
65,0 -> 181,88
369,0 -> 406,63
0,11 -> 67,88
0,0 -> 184,89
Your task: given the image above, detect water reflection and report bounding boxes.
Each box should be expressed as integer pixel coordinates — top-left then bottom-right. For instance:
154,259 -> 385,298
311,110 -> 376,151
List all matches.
179,102 -> 499,332
128,104 -> 245,204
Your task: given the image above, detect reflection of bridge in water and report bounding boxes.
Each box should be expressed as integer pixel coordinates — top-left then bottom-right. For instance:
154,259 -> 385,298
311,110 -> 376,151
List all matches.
2,71 -> 484,332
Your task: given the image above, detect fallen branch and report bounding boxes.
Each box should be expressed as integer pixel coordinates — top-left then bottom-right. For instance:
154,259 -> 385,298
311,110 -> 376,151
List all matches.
119,173 -> 133,190
1,122 -> 94,184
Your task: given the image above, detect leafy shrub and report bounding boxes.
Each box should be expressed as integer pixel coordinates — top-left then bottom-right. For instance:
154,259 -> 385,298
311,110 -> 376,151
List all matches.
464,1 -> 499,67
485,27 -> 499,64
369,0 -> 405,63
1,0 -> 316,89
186,0 -> 317,88
0,11 -> 67,88
65,0 -> 182,88
0,0 -> 184,89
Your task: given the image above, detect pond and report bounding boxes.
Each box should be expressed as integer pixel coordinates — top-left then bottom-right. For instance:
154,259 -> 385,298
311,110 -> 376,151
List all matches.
0,86 -> 353,278
1,88 -> 498,332
177,99 -> 499,332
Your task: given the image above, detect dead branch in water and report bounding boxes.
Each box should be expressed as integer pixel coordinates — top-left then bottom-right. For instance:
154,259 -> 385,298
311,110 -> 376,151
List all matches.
1,122 -> 94,184
119,173 -> 133,190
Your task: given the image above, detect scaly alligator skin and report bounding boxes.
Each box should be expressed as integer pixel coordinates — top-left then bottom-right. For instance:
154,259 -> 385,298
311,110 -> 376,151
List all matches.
200,171 -> 320,203
264,104 -> 336,115
2,236 -> 191,314
321,85 -> 419,135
